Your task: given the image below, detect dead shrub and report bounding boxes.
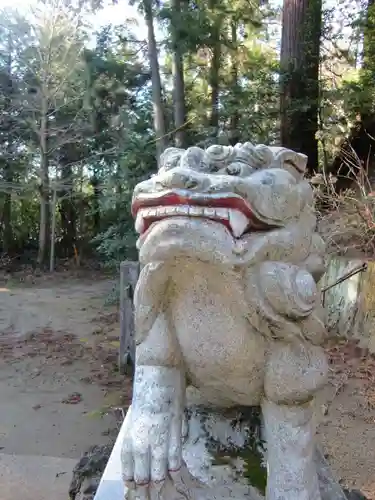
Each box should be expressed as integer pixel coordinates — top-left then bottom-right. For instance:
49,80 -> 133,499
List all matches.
312,147 -> 375,257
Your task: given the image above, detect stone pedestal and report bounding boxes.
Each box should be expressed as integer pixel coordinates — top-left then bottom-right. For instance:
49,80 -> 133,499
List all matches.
180,404 -> 265,500
178,403 -> 348,500
75,404 -> 367,500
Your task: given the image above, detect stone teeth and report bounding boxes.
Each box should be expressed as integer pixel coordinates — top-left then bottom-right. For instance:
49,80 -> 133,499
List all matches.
176,205 -> 189,215
203,207 -> 216,217
165,206 -> 177,215
228,209 -> 249,238
189,206 -> 203,216
215,208 -> 229,219
136,205 -> 248,237
156,206 -> 166,216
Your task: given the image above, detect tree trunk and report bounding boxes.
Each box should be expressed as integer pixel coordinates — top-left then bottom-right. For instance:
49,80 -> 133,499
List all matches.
2,33 -> 13,254
356,0 -> 375,130
329,0 -> 375,189
2,163 -> 12,254
207,0 -> 223,138
209,41 -> 221,135
91,173 -> 101,234
171,0 -> 187,148
59,164 -> 76,257
280,0 -> 322,175
229,21 -> 240,146
76,165 -> 85,263
143,0 -> 168,163
363,0 -> 375,84
37,99 -> 50,267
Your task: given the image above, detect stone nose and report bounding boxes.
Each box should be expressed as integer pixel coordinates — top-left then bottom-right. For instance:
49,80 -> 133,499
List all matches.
157,168 -> 203,190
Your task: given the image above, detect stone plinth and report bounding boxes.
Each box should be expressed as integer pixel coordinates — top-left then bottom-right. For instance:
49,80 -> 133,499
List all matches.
91,403 -> 352,500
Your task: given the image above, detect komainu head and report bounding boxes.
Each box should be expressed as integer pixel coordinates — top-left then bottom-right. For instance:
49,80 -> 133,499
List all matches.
131,142 -> 325,280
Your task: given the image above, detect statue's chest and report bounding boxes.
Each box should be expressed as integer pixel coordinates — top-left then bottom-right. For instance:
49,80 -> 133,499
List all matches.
168,268 -> 267,406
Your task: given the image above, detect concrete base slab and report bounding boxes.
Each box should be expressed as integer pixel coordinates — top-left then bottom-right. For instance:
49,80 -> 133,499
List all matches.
0,452 -> 77,500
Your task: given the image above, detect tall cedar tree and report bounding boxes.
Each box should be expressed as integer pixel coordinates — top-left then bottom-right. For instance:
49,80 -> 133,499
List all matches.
280,0 -> 322,175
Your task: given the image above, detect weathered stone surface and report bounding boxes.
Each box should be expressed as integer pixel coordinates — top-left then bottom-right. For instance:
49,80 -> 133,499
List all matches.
314,448 -> 348,500
320,257 -> 367,338
180,403 -> 266,500
178,407 -> 350,500
121,141 -> 344,500
91,404 -> 355,500
321,256 -> 375,353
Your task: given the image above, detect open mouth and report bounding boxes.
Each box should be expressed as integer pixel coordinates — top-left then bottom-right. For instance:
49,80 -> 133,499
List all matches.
131,190 -> 268,238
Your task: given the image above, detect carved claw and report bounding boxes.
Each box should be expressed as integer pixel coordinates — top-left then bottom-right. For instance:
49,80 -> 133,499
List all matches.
121,366 -> 187,498
182,410 -> 189,442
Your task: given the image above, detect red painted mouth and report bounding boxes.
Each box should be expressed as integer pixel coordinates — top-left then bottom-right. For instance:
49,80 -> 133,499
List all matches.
132,191 -> 264,223
132,190 -> 270,236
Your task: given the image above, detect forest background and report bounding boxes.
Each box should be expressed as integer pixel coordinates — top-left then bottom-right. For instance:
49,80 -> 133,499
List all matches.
0,0 -> 373,270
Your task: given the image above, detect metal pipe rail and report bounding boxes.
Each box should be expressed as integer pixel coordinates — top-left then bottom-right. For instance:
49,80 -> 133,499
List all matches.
321,262 -> 367,307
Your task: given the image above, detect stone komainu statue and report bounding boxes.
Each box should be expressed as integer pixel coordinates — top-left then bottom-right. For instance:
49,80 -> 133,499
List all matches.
121,142 -> 329,500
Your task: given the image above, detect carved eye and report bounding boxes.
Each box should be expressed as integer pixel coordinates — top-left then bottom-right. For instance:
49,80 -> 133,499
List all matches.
226,164 -> 242,176
261,172 -> 275,185
185,178 -> 199,189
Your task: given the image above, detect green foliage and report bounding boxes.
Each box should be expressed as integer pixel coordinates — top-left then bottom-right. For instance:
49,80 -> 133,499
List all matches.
1,0 -> 375,267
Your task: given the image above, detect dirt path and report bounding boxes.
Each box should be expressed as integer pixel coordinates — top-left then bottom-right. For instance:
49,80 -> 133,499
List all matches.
0,277 -> 115,342
317,339 -> 375,499
0,275 -> 125,499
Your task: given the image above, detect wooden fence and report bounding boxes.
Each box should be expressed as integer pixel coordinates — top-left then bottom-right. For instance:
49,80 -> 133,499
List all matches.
119,261 -> 140,374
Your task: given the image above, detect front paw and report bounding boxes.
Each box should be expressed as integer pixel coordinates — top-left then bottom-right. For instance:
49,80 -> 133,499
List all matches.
122,404 -> 199,500
122,403 -> 183,484
121,366 -> 190,498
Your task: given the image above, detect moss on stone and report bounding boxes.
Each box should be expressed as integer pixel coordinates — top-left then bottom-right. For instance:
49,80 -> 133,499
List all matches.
212,444 -> 267,496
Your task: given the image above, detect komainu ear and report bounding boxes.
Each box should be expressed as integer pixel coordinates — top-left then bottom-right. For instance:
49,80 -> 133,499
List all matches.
268,147 -> 308,179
